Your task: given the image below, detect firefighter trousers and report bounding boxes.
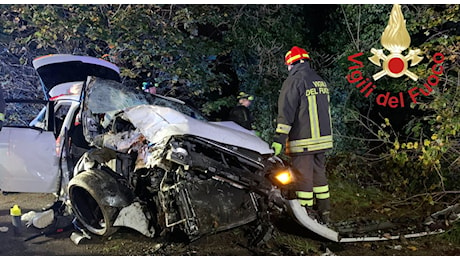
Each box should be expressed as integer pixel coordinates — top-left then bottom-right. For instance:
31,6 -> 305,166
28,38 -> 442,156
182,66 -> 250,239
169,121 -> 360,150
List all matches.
291,153 -> 330,212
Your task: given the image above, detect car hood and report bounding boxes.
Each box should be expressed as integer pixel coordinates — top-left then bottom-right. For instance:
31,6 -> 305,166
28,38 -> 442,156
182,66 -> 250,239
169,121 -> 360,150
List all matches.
33,54 -> 120,99
123,105 -> 273,155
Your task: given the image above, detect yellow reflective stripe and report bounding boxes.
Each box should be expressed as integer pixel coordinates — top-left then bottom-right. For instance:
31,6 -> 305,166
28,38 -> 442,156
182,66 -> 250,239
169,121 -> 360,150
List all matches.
287,136 -> 333,153
286,53 -> 310,64
328,95 -> 333,131
276,124 -> 291,134
296,191 -> 313,199
308,95 -> 320,139
287,147 -> 301,153
307,142 -> 333,151
313,185 -> 329,193
298,199 -> 314,207
0,112 -> 4,121
290,136 -> 333,146
288,142 -> 333,153
316,192 -> 330,199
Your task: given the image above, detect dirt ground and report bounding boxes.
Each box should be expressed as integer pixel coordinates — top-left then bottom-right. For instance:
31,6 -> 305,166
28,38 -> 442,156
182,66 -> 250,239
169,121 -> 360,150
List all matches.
1,192 -> 459,256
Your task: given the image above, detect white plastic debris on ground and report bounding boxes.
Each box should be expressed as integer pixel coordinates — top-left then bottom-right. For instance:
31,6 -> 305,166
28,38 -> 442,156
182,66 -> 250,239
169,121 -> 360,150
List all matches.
21,209 -> 54,229
70,231 -> 91,245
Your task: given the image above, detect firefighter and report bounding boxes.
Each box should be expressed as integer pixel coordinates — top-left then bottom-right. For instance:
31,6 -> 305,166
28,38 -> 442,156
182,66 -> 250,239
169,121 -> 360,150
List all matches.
228,91 -> 254,131
0,86 -> 5,131
271,46 -> 333,224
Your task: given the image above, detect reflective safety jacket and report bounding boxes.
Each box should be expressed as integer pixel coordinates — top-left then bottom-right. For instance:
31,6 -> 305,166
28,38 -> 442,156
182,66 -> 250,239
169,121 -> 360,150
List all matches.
275,62 -> 333,155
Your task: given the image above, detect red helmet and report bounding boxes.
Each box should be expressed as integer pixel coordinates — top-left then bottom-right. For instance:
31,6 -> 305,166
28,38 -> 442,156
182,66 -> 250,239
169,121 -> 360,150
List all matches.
285,46 -> 310,65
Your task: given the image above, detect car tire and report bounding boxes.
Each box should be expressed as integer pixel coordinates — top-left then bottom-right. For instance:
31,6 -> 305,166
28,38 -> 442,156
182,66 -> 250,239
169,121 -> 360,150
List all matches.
68,170 -> 120,236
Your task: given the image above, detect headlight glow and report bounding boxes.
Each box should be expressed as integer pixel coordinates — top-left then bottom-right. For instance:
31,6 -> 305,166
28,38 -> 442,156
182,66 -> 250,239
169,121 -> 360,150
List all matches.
274,170 -> 292,185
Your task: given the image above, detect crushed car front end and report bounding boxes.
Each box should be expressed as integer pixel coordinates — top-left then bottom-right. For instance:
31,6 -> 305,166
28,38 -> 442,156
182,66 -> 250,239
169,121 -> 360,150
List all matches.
68,77 -> 286,242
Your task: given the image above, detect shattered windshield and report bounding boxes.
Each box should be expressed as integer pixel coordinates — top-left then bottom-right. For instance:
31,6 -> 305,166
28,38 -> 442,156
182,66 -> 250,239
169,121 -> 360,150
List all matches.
86,77 -> 207,121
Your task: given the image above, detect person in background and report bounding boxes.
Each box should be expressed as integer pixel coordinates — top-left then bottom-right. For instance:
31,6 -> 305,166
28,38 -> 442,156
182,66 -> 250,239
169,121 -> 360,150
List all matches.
271,46 -> 333,225
0,86 -> 5,131
228,91 -> 254,131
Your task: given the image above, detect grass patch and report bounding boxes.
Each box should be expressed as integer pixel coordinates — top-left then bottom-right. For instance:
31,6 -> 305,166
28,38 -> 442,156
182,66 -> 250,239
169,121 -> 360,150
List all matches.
273,232 -> 320,255
441,223 -> 460,245
329,177 -> 390,222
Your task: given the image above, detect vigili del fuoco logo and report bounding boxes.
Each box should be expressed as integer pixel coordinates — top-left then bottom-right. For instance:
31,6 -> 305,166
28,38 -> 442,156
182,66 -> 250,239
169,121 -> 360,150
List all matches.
346,4 -> 445,108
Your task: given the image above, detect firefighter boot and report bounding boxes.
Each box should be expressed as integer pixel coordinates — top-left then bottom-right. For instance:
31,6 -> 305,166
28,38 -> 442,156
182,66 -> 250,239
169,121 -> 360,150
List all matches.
317,198 -> 331,225
305,206 -> 321,222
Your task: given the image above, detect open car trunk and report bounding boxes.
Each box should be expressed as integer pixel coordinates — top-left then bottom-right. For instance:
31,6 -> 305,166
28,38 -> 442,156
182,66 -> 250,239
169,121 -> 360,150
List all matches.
33,54 -> 121,99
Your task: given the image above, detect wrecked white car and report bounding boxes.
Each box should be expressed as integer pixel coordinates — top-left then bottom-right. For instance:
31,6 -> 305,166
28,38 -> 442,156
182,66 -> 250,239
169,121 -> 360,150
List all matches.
2,54 -> 337,245
68,76 -> 295,243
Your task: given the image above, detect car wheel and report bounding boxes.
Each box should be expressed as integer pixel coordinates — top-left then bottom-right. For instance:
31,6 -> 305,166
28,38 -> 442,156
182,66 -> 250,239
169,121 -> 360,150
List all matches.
68,170 -> 119,236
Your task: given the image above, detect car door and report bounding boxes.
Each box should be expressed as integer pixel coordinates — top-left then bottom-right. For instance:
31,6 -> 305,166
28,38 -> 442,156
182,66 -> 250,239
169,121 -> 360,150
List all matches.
0,101 -> 60,193
0,54 -> 121,193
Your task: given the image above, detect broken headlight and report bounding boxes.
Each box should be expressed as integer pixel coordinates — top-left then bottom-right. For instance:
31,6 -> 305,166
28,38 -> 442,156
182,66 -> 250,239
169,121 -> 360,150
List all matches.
269,166 -> 295,187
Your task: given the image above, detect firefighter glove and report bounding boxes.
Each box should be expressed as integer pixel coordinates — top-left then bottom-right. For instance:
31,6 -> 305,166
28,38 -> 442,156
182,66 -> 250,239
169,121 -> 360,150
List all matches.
271,133 -> 287,156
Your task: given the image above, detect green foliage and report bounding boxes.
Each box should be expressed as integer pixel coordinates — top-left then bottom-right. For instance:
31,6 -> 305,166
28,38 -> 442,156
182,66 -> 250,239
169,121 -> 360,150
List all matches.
201,95 -> 234,116
220,5 -> 308,142
315,4 -> 460,198
442,223 -> 460,245
0,4 -> 310,144
273,232 -> 320,255
375,5 -> 460,196
328,173 -> 389,221
0,5 -> 241,108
